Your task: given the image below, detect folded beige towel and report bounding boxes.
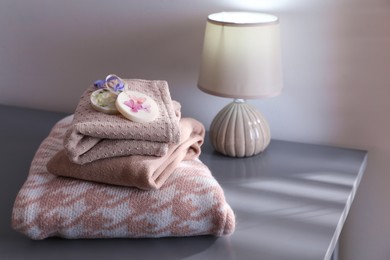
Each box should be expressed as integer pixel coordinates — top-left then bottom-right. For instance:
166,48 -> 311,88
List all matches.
12,116 -> 235,239
64,79 -> 181,165
47,118 -> 205,190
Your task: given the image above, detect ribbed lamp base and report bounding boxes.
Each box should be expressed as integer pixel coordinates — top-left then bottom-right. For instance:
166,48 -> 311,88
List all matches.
209,100 -> 271,157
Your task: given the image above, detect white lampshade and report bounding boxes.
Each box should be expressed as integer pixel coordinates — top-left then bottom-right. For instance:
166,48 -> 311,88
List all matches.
198,12 -> 283,99
197,12 -> 283,157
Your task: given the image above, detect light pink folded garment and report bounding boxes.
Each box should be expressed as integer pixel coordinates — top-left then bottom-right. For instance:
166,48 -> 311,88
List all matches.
47,118 -> 205,190
64,79 -> 181,165
12,117 -> 235,239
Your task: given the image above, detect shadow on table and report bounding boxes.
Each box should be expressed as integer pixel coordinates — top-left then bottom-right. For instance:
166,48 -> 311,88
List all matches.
2,235 -> 217,260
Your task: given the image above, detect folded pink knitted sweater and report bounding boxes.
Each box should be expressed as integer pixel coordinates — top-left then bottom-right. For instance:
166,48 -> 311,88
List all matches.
47,117 -> 205,190
64,79 -> 181,165
12,116 -> 236,239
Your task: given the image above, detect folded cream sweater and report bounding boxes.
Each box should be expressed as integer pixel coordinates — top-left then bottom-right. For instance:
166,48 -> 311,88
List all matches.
64,79 -> 181,165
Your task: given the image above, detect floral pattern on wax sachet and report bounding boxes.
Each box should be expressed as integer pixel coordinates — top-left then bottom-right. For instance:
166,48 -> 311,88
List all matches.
124,96 -> 151,113
116,91 -> 159,123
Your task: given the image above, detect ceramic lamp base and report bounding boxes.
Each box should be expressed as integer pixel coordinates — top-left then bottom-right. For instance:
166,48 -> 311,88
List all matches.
209,99 -> 271,157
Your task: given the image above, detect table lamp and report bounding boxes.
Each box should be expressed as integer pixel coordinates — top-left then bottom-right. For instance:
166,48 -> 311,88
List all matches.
197,12 -> 283,157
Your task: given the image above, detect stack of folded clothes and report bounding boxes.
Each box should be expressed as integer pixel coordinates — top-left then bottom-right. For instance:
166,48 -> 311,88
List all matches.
11,78 -> 235,240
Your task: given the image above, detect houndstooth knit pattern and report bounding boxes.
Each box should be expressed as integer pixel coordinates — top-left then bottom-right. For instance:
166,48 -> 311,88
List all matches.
64,79 -> 181,164
12,116 -> 235,239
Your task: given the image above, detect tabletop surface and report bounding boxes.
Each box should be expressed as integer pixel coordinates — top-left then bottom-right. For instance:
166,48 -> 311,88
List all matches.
0,105 -> 368,260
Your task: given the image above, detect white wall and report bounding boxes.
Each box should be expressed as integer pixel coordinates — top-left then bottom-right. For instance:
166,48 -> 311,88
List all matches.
1,1 -> 389,259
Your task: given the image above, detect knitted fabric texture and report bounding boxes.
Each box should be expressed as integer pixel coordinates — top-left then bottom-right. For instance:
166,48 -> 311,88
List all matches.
12,116 -> 235,239
47,117 -> 205,190
64,79 -> 181,165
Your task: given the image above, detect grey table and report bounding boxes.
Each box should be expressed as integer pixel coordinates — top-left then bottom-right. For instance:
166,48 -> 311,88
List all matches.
0,105 -> 368,260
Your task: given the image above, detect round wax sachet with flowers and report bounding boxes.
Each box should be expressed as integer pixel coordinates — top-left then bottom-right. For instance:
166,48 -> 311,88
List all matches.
90,89 -> 119,114
91,74 -> 127,114
116,91 -> 159,123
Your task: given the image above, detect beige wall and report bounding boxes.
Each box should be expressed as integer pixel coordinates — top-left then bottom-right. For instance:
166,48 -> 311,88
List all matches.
1,1 -> 390,259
